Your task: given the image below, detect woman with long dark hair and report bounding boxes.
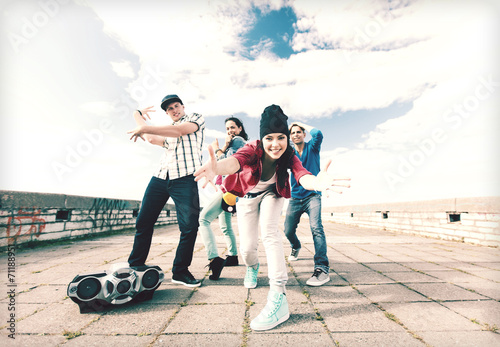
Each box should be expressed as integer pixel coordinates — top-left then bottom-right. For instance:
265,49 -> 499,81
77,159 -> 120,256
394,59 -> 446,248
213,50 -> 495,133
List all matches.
199,117 -> 248,280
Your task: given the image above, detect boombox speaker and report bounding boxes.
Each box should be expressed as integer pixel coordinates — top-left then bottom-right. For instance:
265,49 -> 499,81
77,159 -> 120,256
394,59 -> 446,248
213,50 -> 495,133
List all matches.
67,262 -> 164,313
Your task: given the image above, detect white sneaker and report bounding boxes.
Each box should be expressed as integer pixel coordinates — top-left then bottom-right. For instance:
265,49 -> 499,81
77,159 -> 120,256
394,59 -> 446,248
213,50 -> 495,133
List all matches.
250,290 -> 290,331
288,248 -> 301,261
306,268 -> 330,286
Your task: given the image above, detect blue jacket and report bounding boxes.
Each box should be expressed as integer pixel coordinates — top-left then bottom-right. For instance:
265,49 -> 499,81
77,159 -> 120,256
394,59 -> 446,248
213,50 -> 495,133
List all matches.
290,128 -> 323,199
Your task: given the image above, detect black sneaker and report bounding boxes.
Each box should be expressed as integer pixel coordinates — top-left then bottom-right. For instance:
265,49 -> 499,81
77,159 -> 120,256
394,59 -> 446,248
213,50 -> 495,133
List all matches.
288,247 -> 301,261
224,255 -> 239,267
172,271 -> 201,287
207,257 -> 225,280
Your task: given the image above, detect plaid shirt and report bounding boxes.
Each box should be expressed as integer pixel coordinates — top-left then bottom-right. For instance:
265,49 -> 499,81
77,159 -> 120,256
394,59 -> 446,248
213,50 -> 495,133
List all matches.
154,112 -> 205,180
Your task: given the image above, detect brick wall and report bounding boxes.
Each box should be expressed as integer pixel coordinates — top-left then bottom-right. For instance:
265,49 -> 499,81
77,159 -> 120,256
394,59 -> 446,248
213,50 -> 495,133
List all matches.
323,196 -> 500,247
0,190 -> 177,249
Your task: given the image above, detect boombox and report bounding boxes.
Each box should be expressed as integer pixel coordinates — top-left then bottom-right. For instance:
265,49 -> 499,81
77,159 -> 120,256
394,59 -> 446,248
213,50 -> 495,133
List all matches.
67,263 -> 164,313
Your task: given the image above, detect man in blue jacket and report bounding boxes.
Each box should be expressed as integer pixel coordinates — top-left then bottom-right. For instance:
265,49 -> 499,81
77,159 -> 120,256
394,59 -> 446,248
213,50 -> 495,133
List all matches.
284,122 -> 330,286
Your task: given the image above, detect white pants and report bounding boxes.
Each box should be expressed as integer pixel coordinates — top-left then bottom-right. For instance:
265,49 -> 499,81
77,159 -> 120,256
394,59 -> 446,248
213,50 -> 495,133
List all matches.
237,190 -> 287,292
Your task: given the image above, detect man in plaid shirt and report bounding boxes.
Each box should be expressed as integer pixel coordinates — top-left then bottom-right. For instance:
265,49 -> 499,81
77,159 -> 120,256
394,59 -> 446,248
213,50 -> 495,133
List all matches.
127,94 -> 204,287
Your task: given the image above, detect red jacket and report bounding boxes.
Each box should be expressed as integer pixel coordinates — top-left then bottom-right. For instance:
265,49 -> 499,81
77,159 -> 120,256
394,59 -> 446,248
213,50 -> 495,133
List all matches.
221,140 -> 311,198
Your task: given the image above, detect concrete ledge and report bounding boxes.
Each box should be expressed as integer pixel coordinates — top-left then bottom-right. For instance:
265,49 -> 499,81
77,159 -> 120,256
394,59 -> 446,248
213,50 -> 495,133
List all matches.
324,196 -> 500,247
325,196 -> 500,213
0,190 -> 67,209
0,190 -> 177,249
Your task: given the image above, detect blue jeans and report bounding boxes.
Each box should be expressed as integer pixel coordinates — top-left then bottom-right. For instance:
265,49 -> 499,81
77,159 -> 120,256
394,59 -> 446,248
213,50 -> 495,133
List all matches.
199,191 -> 238,260
283,193 -> 329,273
128,175 -> 200,275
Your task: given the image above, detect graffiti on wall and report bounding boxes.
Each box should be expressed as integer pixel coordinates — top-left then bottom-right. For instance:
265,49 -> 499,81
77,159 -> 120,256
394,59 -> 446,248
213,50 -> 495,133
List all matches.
88,198 -> 129,229
6,208 -> 46,244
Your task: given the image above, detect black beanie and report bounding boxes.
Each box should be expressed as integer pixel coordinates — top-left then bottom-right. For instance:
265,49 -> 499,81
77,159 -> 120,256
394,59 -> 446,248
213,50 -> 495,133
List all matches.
260,105 -> 289,139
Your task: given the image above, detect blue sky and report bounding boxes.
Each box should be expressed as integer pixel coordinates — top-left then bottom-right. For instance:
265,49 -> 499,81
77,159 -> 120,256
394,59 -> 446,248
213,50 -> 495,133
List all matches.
242,5 -> 297,59
1,0 -> 499,207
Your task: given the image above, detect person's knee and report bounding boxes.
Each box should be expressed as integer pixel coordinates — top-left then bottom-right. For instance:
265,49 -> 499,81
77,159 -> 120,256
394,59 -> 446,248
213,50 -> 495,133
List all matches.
136,218 -> 153,233
311,225 -> 325,236
240,242 -> 257,255
179,216 -> 200,232
261,231 -> 282,246
284,223 -> 297,235
179,228 -> 199,243
199,215 -> 211,227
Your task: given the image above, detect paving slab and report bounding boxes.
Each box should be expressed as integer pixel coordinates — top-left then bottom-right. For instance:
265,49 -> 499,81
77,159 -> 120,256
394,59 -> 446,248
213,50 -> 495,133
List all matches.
458,280 -> 500,300
65,334 -> 155,346
402,261 -> 455,272
331,331 -> 425,347
14,302 -> 100,335
15,285 -> 68,304
247,332 -> 333,346
0,333 -> 67,347
317,302 -> 406,333
476,262 -> 500,270
153,333 -> 242,346
405,282 -> 489,301
373,252 -> 422,263
417,331 -> 500,347
82,303 -> 178,335
381,302 -> 483,332
362,262 -> 414,273
189,284 -> 248,304
330,262 -> 370,273
383,270 -> 445,284
164,303 -> 246,334
339,270 -> 396,285
355,283 -> 431,303
145,285 -> 194,304
424,269 -> 493,283
441,300 -> 500,327
0,219 -> 498,346
306,284 -> 372,304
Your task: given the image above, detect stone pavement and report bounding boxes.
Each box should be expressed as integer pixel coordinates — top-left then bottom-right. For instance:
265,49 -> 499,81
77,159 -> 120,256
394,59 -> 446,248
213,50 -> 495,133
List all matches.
1,220 -> 499,347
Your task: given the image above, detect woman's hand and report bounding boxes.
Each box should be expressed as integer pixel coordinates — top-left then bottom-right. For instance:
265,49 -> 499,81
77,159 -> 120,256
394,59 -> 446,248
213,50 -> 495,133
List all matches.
194,145 -> 218,190
224,134 -> 234,147
314,159 -> 351,197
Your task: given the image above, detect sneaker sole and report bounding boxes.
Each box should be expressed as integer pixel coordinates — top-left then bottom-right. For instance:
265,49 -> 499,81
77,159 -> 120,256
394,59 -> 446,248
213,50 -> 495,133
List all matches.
250,312 -> 290,331
288,257 -> 298,261
244,282 -> 257,289
306,277 -> 330,287
172,279 -> 201,288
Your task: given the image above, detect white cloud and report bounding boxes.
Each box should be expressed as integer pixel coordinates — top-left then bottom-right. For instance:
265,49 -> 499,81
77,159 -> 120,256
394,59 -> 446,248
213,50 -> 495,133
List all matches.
204,128 -> 227,140
2,0 -> 498,206
79,101 -> 115,116
110,60 -> 135,78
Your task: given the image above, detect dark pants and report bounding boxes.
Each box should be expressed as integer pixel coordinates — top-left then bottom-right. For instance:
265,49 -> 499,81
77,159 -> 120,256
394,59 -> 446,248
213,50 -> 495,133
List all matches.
128,175 -> 200,275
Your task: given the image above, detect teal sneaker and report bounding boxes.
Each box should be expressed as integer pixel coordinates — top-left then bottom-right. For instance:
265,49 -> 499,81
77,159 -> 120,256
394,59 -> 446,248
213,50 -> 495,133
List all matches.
244,264 -> 259,289
250,290 -> 290,331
